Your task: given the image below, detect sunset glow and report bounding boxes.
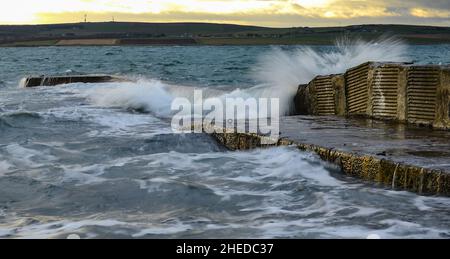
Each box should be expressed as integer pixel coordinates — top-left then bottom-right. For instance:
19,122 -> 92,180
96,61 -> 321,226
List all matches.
0,0 -> 448,27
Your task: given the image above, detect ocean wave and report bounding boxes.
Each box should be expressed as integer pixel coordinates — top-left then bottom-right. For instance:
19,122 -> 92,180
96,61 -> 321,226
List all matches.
85,79 -> 175,117
0,111 -> 42,129
1,111 -> 42,120
0,117 -> 13,129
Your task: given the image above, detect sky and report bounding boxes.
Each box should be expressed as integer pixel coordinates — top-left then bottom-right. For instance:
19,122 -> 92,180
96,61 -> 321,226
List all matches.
0,0 -> 449,27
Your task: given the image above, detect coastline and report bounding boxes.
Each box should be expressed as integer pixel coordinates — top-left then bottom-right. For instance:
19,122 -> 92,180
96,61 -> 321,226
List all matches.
1,22 -> 450,47
2,36 -> 450,47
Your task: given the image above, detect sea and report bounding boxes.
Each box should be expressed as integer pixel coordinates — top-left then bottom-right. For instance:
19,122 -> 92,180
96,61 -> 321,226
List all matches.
0,39 -> 449,238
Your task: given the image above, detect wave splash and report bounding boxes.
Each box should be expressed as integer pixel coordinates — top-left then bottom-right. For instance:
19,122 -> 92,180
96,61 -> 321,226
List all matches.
85,37 -> 408,117
250,37 -> 408,114
85,80 -> 175,118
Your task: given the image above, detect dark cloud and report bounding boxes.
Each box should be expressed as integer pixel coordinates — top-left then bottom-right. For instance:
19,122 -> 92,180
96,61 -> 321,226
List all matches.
390,0 -> 450,9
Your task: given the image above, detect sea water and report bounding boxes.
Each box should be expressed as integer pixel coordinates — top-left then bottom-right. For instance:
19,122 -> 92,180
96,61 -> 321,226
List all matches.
0,41 -> 449,238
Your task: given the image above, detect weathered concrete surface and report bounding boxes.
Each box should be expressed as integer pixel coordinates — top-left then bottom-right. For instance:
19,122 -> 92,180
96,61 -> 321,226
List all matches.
435,67 -> 450,129
212,116 -> 450,196
23,74 -> 128,87
294,84 -> 312,115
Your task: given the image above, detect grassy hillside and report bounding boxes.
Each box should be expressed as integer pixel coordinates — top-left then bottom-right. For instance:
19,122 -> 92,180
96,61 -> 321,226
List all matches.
1,22 -> 450,46
0,22 -> 269,39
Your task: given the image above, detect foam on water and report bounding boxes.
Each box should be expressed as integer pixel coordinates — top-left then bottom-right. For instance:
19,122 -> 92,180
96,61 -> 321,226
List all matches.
0,44 -> 449,239
85,80 -> 175,117
0,218 -> 127,239
5,144 -> 56,169
44,105 -> 170,137
0,160 -> 14,176
132,220 -> 193,237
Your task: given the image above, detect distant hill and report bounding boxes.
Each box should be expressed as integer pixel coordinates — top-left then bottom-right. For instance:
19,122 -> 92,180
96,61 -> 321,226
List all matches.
1,22 -> 450,46
0,22 -> 269,40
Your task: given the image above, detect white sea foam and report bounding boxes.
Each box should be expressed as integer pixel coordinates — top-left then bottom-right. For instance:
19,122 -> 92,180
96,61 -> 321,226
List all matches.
132,220 -> 192,237
44,105 -> 170,137
0,160 -> 14,176
5,144 -> 56,169
0,218 -> 127,239
413,195 -> 450,212
0,215 -> 196,239
0,145 -> 448,239
85,79 -> 175,118
253,215 -> 446,239
138,147 -> 344,203
58,164 -> 107,186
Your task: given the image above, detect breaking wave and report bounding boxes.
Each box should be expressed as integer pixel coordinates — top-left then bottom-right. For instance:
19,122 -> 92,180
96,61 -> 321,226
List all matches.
0,111 -> 42,129
84,37 -> 408,117
85,80 -> 175,118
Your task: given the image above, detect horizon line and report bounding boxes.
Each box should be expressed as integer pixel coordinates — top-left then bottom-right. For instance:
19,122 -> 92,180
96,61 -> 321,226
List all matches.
0,21 -> 449,29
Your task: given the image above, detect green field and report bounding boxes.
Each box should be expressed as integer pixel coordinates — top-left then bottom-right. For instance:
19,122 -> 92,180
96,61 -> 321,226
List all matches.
1,22 -> 450,46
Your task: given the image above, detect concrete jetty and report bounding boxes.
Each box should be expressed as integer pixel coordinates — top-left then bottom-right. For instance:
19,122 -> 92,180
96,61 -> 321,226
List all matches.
211,116 -> 450,196
211,61 -> 450,196
23,74 -> 128,88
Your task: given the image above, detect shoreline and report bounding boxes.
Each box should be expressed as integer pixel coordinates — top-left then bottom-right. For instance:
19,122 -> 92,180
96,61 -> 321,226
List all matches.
2,22 -> 450,47
2,37 -> 450,47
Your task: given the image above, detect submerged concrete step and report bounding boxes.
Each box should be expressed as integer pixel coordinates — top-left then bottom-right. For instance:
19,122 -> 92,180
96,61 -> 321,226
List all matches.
211,116 -> 450,196
22,74 -> 128,87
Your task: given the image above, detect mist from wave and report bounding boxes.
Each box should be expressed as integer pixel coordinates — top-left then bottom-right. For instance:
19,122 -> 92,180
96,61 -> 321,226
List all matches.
250,37 -> 408,114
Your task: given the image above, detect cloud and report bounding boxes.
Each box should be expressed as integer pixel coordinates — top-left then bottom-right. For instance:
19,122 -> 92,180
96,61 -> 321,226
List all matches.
0,0 -> 449,26
410,8 -> 450,18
